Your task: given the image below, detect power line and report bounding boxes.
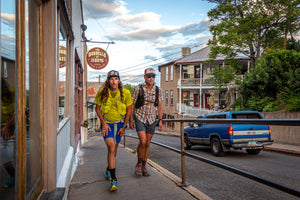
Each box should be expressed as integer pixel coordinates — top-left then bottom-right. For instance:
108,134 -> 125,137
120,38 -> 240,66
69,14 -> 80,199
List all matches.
82,1 -> 114,44
118,44 -> 204,73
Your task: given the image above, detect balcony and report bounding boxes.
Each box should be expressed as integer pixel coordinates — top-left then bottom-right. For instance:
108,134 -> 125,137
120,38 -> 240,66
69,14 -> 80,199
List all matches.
178,78 -> 215,89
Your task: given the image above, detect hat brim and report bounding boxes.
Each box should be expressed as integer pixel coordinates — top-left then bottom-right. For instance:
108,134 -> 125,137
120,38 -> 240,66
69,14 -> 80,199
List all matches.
145,73 -> 155,76
108,75 -> 120,79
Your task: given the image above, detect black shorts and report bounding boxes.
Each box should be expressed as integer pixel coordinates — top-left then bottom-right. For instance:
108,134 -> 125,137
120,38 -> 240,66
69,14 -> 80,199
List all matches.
134,117 -> 156,134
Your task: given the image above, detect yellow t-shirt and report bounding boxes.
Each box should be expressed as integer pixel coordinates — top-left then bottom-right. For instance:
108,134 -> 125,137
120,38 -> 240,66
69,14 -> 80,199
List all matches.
94,88 -> 132,122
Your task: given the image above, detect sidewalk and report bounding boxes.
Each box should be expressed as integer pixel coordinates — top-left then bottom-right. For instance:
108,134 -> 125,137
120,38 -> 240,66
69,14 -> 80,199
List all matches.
67,133 -> 211,200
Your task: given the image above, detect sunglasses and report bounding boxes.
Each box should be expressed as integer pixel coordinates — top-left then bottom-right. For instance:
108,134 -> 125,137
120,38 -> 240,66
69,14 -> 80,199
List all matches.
146,75 -> 155,79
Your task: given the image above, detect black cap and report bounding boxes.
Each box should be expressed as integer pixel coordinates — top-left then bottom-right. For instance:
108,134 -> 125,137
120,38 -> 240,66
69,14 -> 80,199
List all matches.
107,70 -> 120,79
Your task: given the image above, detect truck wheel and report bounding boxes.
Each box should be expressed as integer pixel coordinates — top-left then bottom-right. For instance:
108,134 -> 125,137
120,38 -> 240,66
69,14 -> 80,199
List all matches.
246,149 -> 261,155
184,134 -> 192,150
211,137 -> 223,156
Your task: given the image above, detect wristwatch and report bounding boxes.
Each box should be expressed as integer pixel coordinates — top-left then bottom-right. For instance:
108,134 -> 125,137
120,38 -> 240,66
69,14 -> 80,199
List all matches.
158,119 -> 162,122
123,124 -> 128,128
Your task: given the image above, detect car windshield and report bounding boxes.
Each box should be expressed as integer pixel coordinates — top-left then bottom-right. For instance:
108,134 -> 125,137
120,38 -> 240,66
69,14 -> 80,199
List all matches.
231,113 -> 262,119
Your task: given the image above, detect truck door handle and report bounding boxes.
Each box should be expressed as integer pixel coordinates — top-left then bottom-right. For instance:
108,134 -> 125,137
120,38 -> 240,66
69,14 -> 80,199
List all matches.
249,128 -> 254,130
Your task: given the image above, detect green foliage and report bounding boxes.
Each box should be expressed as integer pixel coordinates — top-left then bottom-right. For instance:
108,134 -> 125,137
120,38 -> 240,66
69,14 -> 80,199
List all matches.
287,38 -> 300,52
242,49 -> 300,111
286,94 -> 300,112
210,65 -> 235,89
207,0 -> 300,68
124,84 -> 135,93
231,97 -> 243,111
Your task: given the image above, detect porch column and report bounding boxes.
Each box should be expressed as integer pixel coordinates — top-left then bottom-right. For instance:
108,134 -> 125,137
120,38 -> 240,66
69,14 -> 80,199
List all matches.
200,63 -> 202,110
179,64 -> 182,114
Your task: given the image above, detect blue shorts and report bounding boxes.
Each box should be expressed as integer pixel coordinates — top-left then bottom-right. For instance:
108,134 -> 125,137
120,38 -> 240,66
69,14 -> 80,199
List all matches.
102,122 -> 123,143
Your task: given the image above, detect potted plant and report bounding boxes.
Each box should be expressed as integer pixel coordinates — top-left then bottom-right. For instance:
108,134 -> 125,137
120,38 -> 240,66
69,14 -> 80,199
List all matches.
81,120 -> 89,128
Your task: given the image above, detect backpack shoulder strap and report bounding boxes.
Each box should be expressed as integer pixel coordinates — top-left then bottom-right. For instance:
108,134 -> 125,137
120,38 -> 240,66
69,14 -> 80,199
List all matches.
155,86 -> 159,106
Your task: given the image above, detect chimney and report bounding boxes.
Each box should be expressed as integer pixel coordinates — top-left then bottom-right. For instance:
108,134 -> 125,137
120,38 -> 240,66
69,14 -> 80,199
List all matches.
182,47 -> 191,57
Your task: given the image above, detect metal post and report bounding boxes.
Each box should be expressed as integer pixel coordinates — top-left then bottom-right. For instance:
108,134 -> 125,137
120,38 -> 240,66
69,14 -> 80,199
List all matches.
177,122 -> 190,187
123,134 -> 126,147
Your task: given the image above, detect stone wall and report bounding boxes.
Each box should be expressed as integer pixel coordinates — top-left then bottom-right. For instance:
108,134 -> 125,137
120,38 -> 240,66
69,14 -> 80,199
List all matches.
262,111 -> 300,145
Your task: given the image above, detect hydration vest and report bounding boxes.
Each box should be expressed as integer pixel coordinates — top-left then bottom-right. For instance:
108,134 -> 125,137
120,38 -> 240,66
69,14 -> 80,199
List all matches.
135,84 -> 159,108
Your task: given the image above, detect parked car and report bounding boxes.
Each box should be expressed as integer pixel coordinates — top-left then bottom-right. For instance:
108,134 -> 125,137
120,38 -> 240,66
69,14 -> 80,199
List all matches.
184,111 -> 273,156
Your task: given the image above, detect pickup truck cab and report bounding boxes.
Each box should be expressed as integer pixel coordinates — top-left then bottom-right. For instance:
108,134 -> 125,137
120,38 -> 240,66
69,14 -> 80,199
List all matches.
184,111 -> 273,156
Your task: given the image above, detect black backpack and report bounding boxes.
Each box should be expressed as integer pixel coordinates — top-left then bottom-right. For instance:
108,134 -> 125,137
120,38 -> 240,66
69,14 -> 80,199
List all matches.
135,84 -> 159,108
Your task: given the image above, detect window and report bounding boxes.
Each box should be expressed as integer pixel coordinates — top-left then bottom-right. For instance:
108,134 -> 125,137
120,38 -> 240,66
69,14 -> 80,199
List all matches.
3,61 -> 7,78
166,67 -> 168,81
25,0 -> 41,195
182,66 -> 188,79
195,66 -> 200,78
170,90 -> 173,105
170,65 -> 173,80
1,0 -> 17,197
182,91 -> 189,105
220,90 -> 226,109
165,90 -> 168,105
59,25 -> 67,122
232,113 -> 262,119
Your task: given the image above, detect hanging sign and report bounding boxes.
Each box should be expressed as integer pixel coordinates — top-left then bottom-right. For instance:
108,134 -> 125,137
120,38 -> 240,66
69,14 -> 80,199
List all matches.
59,46 -> 66,68
86,47 -> 109,70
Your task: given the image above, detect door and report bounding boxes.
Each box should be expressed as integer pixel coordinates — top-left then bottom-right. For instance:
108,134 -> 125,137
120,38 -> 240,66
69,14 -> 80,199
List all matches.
205,94 -> 210,109
194,94 -> 199,107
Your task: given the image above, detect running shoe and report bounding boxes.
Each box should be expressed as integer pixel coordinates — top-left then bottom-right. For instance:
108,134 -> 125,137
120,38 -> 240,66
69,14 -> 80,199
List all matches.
4,176 -> 15,188
142,166 -> 150,177
135,163 -> 142,176
109,179 -> 118,192
105,169 -> 112,181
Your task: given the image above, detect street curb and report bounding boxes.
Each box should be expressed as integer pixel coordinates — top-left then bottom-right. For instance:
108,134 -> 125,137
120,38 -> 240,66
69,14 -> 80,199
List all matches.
121,145 -> 212,200
263,147 -> 300,156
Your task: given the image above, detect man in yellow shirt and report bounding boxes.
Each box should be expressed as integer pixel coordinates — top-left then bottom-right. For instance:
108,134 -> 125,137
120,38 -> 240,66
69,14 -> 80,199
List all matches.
94,70 -> 132,191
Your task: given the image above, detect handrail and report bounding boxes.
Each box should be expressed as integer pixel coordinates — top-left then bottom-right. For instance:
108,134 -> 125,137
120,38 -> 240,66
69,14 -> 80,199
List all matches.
162,118 -> 300,126
124,118 -> 300,197
124,134 -> 300,197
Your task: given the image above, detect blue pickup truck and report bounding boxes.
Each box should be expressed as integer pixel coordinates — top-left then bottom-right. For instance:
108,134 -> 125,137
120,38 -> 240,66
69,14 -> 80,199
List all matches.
184,111 -> 273,156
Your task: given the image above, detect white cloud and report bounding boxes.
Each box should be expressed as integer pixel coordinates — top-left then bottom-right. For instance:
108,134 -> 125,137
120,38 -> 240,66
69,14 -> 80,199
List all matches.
108,25 -> 179,41
83,0 -> 129,20
83,1 -> 214,84
112,12 -> 161,29
1,13 -> 15,27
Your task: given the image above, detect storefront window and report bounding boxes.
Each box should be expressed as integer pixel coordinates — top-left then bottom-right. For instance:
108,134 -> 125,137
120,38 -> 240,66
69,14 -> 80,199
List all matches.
59,27 -> 67,122
25,0 -> 41,196
0,0 -> 16,198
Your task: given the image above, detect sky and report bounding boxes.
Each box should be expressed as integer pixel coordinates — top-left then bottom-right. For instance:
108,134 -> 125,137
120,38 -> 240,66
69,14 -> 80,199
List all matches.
83,0 -> 217,85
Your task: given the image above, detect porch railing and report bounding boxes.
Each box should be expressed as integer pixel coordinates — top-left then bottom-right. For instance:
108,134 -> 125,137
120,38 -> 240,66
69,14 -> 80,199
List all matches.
177,103 -> 215,116
178,78 -> 215,87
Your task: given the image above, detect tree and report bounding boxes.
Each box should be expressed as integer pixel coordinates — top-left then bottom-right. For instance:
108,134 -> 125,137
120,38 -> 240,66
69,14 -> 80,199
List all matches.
207,0 -> 300,68
123,83 -> 134,93
210,65 -> 235,89
241,49 -> 300,111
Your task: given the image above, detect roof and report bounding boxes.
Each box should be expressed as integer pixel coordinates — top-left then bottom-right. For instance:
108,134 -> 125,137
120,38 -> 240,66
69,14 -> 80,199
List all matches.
175,45 -> 248,65
175,45 -> 225,64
